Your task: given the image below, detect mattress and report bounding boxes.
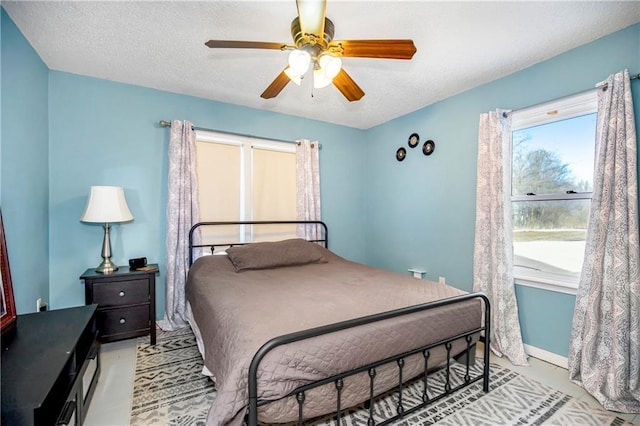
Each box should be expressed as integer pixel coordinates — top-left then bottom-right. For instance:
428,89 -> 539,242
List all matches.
186,245 -> 481,425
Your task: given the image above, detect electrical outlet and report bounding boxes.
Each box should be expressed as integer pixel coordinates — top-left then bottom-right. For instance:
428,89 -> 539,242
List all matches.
36,298 -> 48,312
439,276 -> 446,285
408,268 -> 426,279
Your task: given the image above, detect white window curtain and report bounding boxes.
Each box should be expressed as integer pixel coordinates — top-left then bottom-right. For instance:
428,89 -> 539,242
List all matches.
473,109 -> 529,366
295,140 -> 321,240
158,120 -> 201,331
568,70 -> 640,413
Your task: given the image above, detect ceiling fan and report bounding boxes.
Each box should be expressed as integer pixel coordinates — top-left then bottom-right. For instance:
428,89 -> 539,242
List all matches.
205,0 -> 417,102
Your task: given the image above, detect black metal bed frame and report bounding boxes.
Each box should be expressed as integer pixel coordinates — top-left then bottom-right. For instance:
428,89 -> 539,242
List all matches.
188,220 -> 328,266
187,221 -> 490,426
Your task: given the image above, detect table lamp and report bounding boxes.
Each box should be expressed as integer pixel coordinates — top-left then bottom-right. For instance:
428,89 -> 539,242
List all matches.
80,186 -> 133,274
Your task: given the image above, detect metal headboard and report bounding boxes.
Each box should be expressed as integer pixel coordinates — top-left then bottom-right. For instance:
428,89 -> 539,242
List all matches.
188,221 -> 328,266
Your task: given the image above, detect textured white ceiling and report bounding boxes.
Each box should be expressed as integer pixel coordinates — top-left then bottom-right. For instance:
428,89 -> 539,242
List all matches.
4,1 -> 640,129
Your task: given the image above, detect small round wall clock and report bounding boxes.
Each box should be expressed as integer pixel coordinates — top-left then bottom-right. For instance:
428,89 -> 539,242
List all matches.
423,140 -> 436,156
408,133 -> 420,148
396,147 -> 407,161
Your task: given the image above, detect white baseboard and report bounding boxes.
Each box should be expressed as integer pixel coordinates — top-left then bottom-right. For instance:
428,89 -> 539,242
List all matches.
524,344 -> 568,369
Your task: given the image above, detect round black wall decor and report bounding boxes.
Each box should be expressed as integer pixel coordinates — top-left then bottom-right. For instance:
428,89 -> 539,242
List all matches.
408,133 -> 420,148
423,140 -> 435,156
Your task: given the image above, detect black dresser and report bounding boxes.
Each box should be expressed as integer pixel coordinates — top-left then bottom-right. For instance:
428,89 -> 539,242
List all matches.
1,305 -> 100,426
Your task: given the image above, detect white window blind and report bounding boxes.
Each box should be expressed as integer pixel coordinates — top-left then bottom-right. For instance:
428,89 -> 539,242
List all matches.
195,131 -> 296,249
251,147 -> 297,242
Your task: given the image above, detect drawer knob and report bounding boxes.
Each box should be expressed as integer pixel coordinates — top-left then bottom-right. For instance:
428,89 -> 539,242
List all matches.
119,291 -> 126,297
119,318 -> 126,324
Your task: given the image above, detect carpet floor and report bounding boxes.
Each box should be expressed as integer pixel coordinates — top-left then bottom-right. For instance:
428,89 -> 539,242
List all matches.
129,328 -> 631,426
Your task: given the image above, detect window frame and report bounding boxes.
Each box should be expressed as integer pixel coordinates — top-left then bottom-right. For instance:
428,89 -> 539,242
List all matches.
509,90 -> 598,295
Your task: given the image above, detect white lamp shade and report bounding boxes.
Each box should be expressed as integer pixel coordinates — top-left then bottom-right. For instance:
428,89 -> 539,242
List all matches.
284,67 -> 303,85
288,50 -> 311,75
319,54 -> 342,79
80,186 -> 133,223
313,68 -> 332,89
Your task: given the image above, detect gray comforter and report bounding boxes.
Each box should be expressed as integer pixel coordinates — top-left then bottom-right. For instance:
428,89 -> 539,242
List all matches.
186,248 -> 481,425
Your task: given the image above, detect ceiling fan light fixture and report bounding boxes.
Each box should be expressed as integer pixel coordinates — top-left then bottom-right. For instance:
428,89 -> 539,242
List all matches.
284,67 -> 303,85
288,49 -> 311,75
205,1 -> 416,102
318,54 -> 342,79
313,68 -> 332,89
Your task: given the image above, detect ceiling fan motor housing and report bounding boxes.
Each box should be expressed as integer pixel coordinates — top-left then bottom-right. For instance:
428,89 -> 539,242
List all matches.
291,17 -> 335,51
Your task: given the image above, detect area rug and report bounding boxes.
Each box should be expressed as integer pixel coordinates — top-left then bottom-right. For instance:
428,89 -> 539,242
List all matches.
130,328 -> 632,426
130,327 -> 215,425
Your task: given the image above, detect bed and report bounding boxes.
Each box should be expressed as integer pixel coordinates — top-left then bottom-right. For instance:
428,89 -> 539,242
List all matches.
185,221 -> 490,426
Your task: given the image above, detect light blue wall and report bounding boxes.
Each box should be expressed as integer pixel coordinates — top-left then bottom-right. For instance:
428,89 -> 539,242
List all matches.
48,72 -> 366,314
4,5 -> 640,359
363,23 -> 640,357
515,285 -> 577,354
0,8 -> 49,314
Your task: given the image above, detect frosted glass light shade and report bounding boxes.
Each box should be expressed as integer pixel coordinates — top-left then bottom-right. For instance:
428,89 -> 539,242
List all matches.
80,186 -> 133,223
313,68 -> 332,89
319,54 -> 342,79
284,67 -> 303,85
288,50 -> 311,75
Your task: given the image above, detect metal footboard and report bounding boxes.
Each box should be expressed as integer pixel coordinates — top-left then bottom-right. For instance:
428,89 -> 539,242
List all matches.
247,293 -> 491,426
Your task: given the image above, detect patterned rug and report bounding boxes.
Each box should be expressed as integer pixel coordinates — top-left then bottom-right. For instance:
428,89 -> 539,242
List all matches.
130,328 -> 632,426
130,328 -> 215,425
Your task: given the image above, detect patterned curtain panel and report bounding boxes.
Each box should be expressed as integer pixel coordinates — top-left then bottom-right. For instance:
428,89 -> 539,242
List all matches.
473,109 -> 529,366
568,70 -> 640,413
158,120 -> 201,331
295,140 -> 321,240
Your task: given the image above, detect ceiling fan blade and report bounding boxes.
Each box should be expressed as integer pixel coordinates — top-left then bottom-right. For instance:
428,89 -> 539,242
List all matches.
296,0 -> 326,38
261,69 -> 292,99
333,69 -> 365,102
332,40 -> 417,59
205,40 -> 288,50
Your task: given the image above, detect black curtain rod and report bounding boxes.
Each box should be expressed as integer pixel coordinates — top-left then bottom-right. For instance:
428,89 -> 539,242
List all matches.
503,72 -> 639,118
158,120 -> 301,146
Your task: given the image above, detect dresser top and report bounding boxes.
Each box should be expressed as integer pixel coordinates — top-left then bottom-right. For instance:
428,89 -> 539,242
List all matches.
1,305 -> 97,423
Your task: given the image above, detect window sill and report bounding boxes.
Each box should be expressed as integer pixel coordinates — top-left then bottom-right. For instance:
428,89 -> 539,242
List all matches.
514,267 -> 578,295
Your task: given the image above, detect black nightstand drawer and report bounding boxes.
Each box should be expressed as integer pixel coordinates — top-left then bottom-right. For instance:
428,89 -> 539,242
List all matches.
92,279 -> 148,307
97,306 -> 150,339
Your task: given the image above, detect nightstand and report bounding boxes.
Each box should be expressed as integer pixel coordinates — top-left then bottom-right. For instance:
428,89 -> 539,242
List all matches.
81,265 -> 158,345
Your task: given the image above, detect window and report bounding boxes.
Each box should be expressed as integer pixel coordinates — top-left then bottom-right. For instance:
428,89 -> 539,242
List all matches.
510,91 -> 597,294
195,131 -> 297,249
